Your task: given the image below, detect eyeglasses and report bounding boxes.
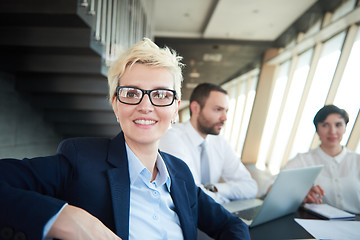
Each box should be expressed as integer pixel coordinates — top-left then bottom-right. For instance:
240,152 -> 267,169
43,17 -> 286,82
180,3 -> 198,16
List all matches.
115,86 -> 178,107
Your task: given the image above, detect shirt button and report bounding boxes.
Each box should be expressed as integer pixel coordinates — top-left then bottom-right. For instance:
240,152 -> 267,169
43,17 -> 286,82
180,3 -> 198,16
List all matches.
152,191 -> 159,198
153,214 -> 159,220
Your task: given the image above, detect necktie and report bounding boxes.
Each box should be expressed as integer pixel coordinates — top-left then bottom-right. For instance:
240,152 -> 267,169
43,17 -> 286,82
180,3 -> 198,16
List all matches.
200,141 -> 210,184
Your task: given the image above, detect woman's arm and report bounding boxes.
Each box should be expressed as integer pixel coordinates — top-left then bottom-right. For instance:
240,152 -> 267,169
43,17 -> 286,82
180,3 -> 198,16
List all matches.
47,205 -> 121,240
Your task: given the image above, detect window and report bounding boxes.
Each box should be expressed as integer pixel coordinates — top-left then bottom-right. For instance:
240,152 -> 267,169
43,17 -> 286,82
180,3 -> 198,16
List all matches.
256,4 -> 359,173
268,48 -> 314,173
333,26 -> 360,146
331,0 -> 357,22
256,61 -> 290,170
289,31 -> 346,160
236,74 -> 258,156
230,78 -> 247,148
177,4 -> 360,173
222,69 -> 259,157
223,83 -> 238,142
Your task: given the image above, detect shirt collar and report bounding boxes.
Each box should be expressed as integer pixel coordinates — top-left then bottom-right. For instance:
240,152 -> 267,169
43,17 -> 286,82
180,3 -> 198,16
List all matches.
126,143 -> 171,191
317,146 -> 348,164
185,121 -> 206,147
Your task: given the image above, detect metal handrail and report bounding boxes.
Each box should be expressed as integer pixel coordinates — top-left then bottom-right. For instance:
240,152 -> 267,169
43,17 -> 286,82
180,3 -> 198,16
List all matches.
78,0 -> 154,66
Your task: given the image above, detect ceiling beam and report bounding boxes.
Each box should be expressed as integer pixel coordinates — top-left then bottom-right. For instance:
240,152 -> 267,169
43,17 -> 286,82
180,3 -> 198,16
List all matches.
200,0 -> 220,35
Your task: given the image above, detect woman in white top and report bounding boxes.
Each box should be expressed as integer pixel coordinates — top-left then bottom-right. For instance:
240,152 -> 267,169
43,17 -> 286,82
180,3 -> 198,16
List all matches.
284,105 -> 360,214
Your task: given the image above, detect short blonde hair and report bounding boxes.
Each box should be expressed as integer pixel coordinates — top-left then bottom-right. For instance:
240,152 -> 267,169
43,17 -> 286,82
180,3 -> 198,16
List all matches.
107,38 -> 184,103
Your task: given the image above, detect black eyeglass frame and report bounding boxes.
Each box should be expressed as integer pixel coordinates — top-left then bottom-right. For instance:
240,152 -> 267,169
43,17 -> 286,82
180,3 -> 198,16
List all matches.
115,86 -> 178,107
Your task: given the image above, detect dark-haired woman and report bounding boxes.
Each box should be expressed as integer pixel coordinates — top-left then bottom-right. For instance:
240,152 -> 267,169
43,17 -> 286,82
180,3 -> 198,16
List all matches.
284,105 -> 360,214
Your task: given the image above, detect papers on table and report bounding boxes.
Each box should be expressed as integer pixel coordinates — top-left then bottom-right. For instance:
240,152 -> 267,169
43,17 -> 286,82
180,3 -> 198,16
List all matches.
295,218 -> 360,240
303,203 -> 356,220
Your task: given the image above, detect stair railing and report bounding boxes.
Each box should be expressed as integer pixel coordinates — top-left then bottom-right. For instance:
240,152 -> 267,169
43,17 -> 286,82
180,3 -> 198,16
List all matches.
78,0 -> 154,67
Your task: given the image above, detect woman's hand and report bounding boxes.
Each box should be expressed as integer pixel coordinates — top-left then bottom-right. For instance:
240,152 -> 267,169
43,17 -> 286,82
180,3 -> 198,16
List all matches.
303,185 -> 325,204
47,205 -> 121,240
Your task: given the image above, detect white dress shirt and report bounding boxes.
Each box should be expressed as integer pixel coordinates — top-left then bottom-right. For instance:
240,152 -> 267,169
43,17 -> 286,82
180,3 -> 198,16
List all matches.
159,121 -> 258,204
126,144 -> 183,240
283,147 -> 360,214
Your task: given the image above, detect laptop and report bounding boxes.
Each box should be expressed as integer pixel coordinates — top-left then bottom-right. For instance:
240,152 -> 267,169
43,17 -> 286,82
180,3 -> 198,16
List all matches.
222,165 -> 323,228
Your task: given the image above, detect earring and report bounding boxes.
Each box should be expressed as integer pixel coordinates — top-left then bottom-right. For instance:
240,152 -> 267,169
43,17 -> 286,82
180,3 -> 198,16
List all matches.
171,119 -> 176,124
115,116 -> 119,123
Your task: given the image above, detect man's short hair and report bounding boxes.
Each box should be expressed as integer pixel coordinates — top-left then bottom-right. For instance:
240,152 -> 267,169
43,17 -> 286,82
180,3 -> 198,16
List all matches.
313,104 -> 349,130
189,83 -> 227,115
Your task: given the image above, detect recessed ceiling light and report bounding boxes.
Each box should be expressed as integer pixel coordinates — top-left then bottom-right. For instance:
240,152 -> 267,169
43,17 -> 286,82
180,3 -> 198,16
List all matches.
203,53 -> 222,62
189,71 -> 200,78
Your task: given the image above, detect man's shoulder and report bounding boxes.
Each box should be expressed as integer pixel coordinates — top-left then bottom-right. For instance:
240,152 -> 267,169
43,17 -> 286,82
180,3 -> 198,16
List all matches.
161,151 -> 185,165
160,151 -> 193,175
285,150 -> 315,169
162,123 -> 190,141
167,122 -> 188,132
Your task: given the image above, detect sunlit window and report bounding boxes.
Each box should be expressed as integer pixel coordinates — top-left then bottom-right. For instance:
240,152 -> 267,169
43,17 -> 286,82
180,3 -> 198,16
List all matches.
268,48 -> 314,174
304,19 -> 321,38
223,83 -> 237,141
221,69 -> 259,157
285,38 -> 296,50
289,31 -> 346,160
331,0 -> 356,22
180,4 -> 360,174
179,106 -> 190,123
356,139 -> 360,154
256,61 -> 290,170
230,78 -> 246,148
333,26 -> 360,146
236,74 -> 258,156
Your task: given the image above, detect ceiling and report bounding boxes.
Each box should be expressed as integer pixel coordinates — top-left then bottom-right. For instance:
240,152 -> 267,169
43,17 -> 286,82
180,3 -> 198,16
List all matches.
0,0 -> 343,139
153,0 -> 321,103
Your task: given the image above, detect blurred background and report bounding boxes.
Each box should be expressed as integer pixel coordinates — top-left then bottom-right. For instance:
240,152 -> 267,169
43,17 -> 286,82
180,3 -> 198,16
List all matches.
1,0 -> 359,181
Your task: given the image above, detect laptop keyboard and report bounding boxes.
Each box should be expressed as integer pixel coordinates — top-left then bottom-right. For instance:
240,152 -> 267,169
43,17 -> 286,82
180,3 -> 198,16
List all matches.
233,205 -> 262,220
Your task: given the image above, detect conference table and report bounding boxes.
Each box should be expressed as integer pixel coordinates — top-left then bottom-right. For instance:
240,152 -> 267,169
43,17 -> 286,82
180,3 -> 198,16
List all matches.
197,208 -> 318,240
249,208 -> 360,240
249,208 -> 316,239
198,203 -> 359,240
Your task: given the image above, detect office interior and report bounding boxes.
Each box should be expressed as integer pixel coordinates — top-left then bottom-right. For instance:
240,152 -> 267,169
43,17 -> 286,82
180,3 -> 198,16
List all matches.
1,0 -> 360,197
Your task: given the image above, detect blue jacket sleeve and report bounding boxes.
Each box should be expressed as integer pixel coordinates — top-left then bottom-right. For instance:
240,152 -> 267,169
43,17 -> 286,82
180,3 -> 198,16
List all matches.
161,151 -> 250,240
197,188 -> 251,240
0,155 -> 71,239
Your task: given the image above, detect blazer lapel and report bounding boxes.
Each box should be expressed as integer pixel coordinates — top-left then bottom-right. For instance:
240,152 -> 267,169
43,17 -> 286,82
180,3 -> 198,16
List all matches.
106,135 -> 197,240
107,132 -> 131,240
165,154 -> 197,240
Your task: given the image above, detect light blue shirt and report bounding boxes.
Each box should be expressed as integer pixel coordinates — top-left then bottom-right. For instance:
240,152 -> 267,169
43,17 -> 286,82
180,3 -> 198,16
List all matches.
126,143 -> 184,240
43,144 -> 184,240
43,204 -> 67,239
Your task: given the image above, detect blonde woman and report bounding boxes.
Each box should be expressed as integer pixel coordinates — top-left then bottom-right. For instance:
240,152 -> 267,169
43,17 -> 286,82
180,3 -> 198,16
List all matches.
0,39 -> 250,240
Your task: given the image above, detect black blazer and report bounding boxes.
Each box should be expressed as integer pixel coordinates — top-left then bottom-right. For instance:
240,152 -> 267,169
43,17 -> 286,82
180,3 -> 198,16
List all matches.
0,132 -> 250,240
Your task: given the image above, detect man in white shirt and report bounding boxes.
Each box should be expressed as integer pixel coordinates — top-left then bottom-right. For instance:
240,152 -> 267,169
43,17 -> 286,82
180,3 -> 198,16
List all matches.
160,83 -> 258,203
